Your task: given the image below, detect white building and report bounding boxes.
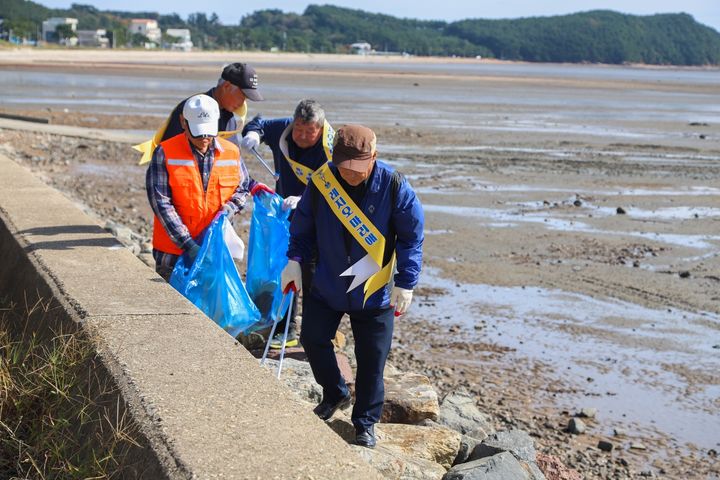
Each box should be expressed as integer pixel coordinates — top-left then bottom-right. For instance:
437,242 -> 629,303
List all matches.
41,17 -> 78,43
128,19 -> 161,46
350,42 -> 372,55
165,28 -> 192,51
77,29 -> 109,48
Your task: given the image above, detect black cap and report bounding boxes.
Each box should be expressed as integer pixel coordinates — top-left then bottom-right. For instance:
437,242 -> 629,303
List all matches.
221,63 -> 264,101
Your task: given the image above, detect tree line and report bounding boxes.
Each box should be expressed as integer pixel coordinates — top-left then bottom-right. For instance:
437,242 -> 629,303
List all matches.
2,0 -> 719,65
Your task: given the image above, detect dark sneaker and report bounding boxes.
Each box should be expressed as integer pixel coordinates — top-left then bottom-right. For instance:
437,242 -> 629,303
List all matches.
355,424 -> 376,448
269,330 -> 298,349
313,393 -> 352,420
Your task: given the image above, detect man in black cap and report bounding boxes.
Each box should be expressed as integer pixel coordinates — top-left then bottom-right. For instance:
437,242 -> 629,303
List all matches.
135,63 -> 265,165
160,62 -> 264,147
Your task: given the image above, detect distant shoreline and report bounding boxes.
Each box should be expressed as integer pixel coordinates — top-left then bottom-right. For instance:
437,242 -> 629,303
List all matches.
0,47 -> 718,71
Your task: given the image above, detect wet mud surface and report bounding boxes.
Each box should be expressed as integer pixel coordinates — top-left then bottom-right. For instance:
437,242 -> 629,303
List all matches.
1,51 -> 719,478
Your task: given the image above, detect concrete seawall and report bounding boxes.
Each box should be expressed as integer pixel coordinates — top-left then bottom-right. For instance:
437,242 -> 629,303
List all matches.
0,152 -> 381,479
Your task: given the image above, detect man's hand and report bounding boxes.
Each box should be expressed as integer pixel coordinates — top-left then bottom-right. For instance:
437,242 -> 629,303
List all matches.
222,203 -> 235,216
186,241 -> 201,261
390,287 -> 413,317
282,195 -> 301,211
240,131 -> 260,152
281,259 -> 302,293
251,183 -> 275,196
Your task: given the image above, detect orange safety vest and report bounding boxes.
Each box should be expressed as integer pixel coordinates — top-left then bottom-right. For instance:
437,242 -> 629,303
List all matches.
152,134 -> 242,255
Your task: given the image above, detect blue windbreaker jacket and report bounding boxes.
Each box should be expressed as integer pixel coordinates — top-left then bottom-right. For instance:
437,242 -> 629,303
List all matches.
287,161 -> 424,311
242,116 -> 330,198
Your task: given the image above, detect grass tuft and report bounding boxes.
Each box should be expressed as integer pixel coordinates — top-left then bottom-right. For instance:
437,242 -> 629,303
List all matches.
0,295 -> 142,479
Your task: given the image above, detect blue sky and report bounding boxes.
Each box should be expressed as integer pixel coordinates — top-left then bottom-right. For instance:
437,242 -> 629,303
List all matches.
39,0 -> 720,31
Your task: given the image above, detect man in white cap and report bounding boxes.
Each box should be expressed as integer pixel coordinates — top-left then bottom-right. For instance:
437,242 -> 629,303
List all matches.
146,94 -> 273,281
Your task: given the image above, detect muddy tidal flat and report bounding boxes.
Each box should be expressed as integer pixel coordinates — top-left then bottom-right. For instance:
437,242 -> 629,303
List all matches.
1,49 -> 719,479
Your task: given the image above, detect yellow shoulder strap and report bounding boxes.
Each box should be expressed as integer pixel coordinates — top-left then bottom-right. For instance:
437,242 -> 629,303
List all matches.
310,163 -> 394,304
133,113 -> 171,165
134,99 -> 248,165
282,120 -> 334,185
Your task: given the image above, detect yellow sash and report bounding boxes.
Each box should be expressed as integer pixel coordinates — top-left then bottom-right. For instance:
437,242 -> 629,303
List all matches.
279,120 -> 334,184
134,100 -> 248,165
310,163 -> 395,305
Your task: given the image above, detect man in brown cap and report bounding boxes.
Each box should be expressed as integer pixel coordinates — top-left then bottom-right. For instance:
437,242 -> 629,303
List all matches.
281,124 -> 424,448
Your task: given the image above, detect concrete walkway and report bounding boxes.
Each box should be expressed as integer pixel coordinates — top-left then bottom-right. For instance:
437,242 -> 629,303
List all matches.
0,152 -> 382,479
0,117 -> 145,144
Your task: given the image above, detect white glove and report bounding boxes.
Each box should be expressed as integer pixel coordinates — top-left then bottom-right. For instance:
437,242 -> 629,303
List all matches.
240,131 -> 260,152
282,195 -> 301,211
390,287 -> 413,316
281,259 -> 302,293
221,203 -> 236,216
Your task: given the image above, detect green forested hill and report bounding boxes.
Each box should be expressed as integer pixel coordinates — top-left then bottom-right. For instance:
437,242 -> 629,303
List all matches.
447,10 -> 720,65
2,1 -> 719,65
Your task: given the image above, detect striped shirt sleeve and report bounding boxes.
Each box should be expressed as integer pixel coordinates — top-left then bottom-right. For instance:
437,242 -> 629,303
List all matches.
145,145 -> 195,250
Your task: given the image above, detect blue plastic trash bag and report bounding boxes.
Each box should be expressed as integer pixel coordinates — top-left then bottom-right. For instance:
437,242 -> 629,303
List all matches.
170,214 -> 260,337
246,192 -> 291,330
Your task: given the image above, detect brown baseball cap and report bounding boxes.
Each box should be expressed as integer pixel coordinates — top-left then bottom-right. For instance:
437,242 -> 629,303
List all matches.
332,124 -> 377,172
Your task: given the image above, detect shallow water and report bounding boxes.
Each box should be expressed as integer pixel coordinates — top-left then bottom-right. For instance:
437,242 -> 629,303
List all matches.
388,145 -> 720,166
2,65 -> 719,145
415,267 -> 720,449
422,203 -> 720,250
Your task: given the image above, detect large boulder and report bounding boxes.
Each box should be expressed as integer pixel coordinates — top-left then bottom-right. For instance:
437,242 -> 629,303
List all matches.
352,445 -> 447,480
382,372 -> 439,423
454,434 -> 482,465
377,423 -> 461,469
443,452 -> 532,480
470,429 -> 537,463
438,391 -> 495,436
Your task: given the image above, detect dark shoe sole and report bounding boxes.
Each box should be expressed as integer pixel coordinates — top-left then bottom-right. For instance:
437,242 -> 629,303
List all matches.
355,440 -> 376,448
355,433 -> 377,448
354,425 -> 376,448
314,394 -> 352,420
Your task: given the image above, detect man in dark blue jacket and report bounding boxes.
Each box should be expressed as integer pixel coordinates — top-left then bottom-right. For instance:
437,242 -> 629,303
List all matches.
280,124 -> 424,448
241,99 -> 334,347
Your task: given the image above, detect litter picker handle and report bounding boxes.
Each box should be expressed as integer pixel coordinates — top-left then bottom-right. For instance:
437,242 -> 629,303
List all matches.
250,147 -> 280,181
275,289 -> 295,379
259,289 -> 294,368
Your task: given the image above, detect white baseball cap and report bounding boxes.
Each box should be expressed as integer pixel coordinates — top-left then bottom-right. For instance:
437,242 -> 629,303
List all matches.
183,94 -> 220,137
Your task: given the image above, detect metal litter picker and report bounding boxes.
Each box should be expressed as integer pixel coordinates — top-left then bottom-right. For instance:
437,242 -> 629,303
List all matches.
250,146 -> 280,182
260,284 -> 297,378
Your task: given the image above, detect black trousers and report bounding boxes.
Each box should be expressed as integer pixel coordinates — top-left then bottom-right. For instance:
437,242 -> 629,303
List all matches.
300,294 -> 394,430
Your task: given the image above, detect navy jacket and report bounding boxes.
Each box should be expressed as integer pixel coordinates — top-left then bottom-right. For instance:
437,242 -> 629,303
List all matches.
288,161 -> 424,311
242,116 -> 330,198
